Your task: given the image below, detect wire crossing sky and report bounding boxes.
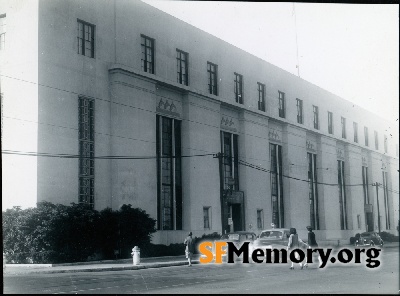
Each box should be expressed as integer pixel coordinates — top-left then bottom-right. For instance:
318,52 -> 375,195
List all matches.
142,1 -> 399,125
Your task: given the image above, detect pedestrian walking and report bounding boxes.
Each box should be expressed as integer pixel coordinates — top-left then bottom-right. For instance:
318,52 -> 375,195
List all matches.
304,226 -> 322,268
184,232 -> 195,266
287,227 -> 307,270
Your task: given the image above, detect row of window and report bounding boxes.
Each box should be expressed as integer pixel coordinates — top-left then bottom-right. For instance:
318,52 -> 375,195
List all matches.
75,19 -> 392,154
79,96 -> 392,231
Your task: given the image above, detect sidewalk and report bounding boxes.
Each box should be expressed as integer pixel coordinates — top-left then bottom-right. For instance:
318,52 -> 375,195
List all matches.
4,254 -> 201,275
4,242 -> 398,275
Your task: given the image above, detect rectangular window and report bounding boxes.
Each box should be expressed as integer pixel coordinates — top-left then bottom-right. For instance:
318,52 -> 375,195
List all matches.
176,49 -> 188,86
234,73 -> 243,104
357,215 -> 361,229
257,209 -> 264,229
362,166 -> 369,204
77,19 -> 95,58
79,97 -> 95,208
384,135 -> 388,153
308,153 -> 319,230
353,122 -> 358,143
203,207 -> 211,229
296,99 -> 303,124
156,116 -> 182,230
313,105 -> 319,129
257,83 -> 265,112
374,131 -> 379,150
207,62 -> 218,95
328,111 -> 333,135
141,35 -> 155,74
270,143 -> 284,228
337,160 -> 347,230
278,91 -> 285,118
221,131 -> 239,191
382,171 -> 390,229
0,14 -> 6,50
341,117 -> 346,139
364,127 -> 369,146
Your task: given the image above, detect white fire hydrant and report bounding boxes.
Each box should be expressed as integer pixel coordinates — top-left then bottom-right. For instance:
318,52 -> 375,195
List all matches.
131,246 -> 140,265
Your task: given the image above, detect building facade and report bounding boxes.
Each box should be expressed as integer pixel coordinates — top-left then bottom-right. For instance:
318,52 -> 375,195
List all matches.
1,0 -> 399,244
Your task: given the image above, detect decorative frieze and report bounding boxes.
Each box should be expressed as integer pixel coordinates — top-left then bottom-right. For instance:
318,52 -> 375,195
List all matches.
336,148 -> 345,160
220,116 -> 237,132
269,130 -> 280,141
156,98 -> 180,117
306,140 -> 316,151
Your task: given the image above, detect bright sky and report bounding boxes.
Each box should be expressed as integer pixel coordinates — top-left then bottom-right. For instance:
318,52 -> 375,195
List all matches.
142,1 -> 399,124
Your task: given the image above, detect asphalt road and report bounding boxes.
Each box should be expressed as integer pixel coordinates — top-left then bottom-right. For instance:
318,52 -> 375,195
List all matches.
4,248 -> 399,294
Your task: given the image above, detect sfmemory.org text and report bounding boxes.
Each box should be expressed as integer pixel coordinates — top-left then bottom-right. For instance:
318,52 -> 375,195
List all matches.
199,241 -> 381,268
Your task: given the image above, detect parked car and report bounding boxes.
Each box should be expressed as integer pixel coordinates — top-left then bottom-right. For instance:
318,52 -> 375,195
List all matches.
217,231 -> 258,261
253,228 -> 291,249
355,232 -> 384,247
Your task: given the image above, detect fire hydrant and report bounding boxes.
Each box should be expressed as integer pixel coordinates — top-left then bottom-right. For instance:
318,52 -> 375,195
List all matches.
131,246 -> 140,265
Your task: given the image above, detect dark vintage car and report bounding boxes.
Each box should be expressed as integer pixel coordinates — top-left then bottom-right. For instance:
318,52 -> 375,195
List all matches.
253,228 -> 291,249
355,232 -> 384,247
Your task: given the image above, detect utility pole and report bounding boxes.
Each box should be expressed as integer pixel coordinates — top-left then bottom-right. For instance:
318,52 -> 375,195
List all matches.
373,182 -> 382,234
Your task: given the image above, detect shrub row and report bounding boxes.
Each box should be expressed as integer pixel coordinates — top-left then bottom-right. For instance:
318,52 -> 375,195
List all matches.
2,202 -> 156,264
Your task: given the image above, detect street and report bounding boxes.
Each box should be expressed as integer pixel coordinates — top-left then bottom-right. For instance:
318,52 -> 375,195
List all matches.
4,248 -> 399,294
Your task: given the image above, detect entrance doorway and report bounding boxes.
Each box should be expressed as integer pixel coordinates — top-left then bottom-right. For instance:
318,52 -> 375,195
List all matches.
366,212 -> 374,231
230,204 -> 243,231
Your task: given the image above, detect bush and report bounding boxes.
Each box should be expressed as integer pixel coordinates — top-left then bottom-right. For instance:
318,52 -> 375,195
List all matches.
3,202 -> 156,263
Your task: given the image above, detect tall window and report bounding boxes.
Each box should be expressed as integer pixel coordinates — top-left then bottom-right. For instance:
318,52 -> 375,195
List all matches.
308,153 -> 319,230
270,143 -> 284,228
374,131 -> 379,150
337,160 -> 347,230
79,97 -> 95,208
364,127 -> 369,146
296,99 -> 303,124
258,83 -> 265,112
234,73 -> 243,104
353,122 -> 358,143
221,131 -> 239,190
156,116 -> 182,230
341,117 -> 346,139
77,20 -> 95,58
176,49 -> 188,85
278,91 -> 285,118
203,207 -> 211,229
0,14 -> 6,50
207,62 -> 218,95
362,166 -> 369,204
141,35 -> 155,74
257,209 -> 264,229
313,105 -> 319,129
382,171 -> 390,230
328,111 -> 333,135
384,135 -> 388,153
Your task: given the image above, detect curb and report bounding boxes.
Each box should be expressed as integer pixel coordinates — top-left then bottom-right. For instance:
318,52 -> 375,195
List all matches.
5,261 -> 197,275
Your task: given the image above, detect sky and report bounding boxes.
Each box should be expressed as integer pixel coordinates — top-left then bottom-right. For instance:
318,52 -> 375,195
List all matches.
142,1 -> 399,124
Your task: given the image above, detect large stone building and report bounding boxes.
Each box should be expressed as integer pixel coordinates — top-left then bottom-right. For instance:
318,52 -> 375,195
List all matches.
1,0 -> 398,244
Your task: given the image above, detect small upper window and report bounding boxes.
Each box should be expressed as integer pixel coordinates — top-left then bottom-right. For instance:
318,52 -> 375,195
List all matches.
258,83 -> 265,112
0,14 -> 6,51
207,62 -> 218,95
296,99 -> 303,124
234,73 -> 243,104
313,105 -> 319,129
77,19 -> 95,58
141,35 -> 155,74
353,122 -> 358,143
278,91 -> 285,118
328,112 -> 333,135
176,49 -> 188,86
